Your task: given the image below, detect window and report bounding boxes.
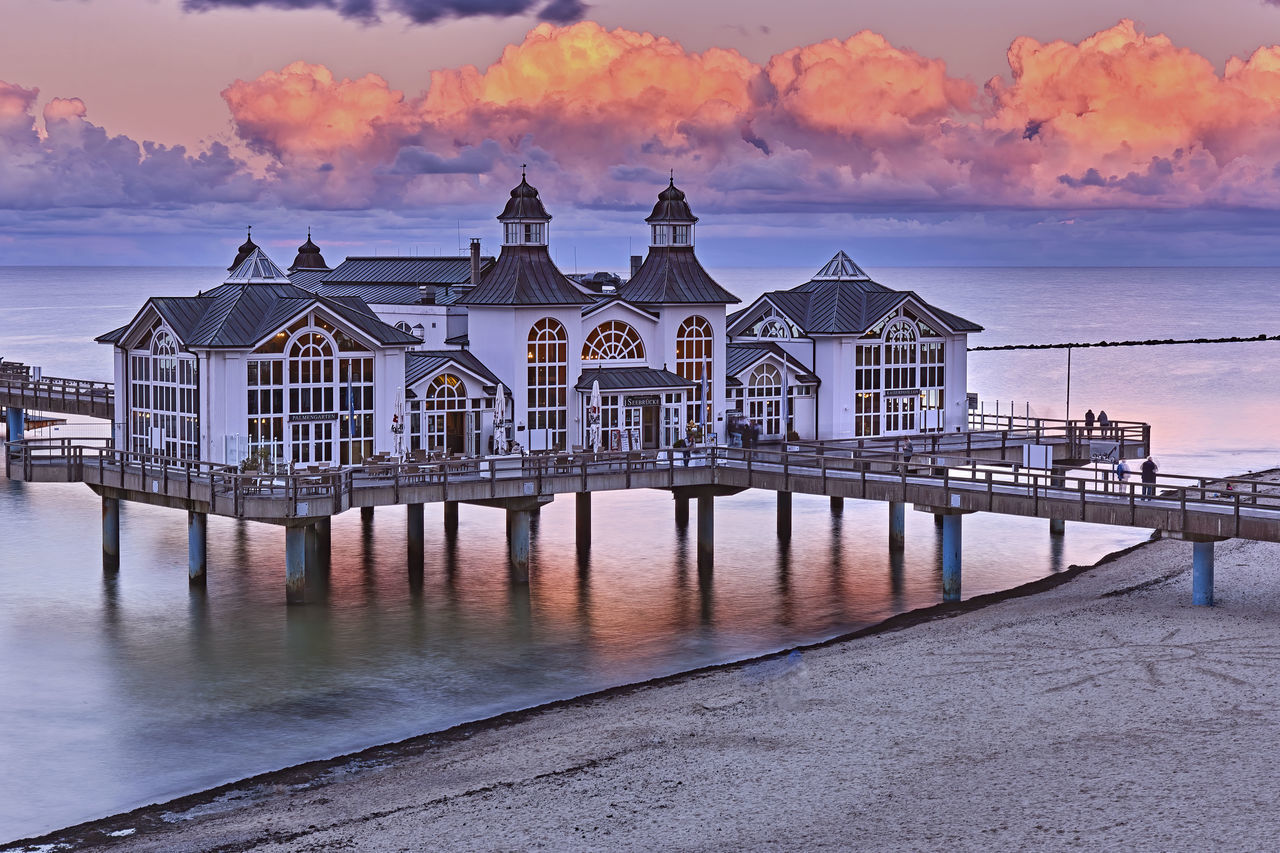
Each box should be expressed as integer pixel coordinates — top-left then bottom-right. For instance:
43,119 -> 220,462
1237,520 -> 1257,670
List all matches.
411,373 -> 468,455
672,225 -> 691,245
505,222 -> 545,244
883,319 -> 918,433
582,320 -> 645,362
757,317 -> 790,339
527,318 -> 568,451
676,315 -> 713,433
855,344 -> 881,437
747,362 -> 782,438
129,327 -> 198,459
651,225 -> 670,246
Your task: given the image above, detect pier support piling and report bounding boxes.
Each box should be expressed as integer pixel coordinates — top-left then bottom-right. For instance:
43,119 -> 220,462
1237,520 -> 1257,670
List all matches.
102,495 -> 120,572
777,491 -> 792,540
935,513 -> 945,528
407,503 -> 424,574
941,513 -> 962,602
576,492 -> 591,550
1193,540 -> 1215,607
674,496 -> 689,529
187,510 -> 207,585
314,518 -> 331,573
508,508 -> 531,582
889,501 -> 905,552
5,406 -> 24,442
697,495 -> 714,568
361,506 -> 374,524
443,500 -> 459,536
285,526 -> 307,605
1049,518 -> 1065,537
830,496 -> 844,515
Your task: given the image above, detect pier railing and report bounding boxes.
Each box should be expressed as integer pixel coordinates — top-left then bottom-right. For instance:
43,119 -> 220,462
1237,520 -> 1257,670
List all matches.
7,437 -> 1279,541
0,373 -> 114,420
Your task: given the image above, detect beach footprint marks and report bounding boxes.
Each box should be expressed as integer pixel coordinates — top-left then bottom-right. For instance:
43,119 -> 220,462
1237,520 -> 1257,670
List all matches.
924,627 -> 1280,694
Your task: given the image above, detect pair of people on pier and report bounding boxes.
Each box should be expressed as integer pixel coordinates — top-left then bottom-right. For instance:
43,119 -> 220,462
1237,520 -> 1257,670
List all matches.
1084,408 -> 1112,437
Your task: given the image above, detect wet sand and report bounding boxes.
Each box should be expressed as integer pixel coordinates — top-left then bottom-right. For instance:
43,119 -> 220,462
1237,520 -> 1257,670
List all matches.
12,516 -> 1280,851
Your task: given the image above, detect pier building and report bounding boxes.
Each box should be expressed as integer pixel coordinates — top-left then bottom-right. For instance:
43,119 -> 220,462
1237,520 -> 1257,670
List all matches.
91,174 -> 982,466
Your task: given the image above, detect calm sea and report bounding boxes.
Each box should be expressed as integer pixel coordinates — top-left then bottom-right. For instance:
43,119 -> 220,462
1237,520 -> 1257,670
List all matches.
1,266 -> 1278,840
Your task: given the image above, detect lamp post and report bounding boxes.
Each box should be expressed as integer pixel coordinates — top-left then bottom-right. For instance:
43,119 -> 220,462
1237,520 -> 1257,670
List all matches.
1065,345 -> 1072,423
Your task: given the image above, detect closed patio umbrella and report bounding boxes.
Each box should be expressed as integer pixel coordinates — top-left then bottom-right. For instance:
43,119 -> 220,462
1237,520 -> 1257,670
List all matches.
492,383 -> 507,455
588,379 -> 602,452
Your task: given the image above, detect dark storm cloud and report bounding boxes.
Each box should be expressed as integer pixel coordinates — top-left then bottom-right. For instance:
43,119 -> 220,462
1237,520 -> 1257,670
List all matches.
179,0 -> 588,24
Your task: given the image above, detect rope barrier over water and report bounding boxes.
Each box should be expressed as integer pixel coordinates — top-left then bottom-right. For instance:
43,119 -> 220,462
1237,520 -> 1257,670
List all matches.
970,333 -> 1280,352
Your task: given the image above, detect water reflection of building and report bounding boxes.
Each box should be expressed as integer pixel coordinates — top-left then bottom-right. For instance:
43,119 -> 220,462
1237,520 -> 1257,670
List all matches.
97,174 -> 981,464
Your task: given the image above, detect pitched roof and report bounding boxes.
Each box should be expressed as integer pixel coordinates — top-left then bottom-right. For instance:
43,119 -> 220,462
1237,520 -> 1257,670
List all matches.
224,247 -> 292,284
812,250 -> 870,281
405,350 -> 502,390
313,283 -> 430,305
726,342 -> 820,384
574,366 -> 696,392
616,247 -> 740,305
322,256 -> 489,285
458,245 -> 595,306
287,268 -> 330,289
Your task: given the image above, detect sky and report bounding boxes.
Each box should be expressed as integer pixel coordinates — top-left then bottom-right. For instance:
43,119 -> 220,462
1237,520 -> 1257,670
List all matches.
6,0 -> 1280,267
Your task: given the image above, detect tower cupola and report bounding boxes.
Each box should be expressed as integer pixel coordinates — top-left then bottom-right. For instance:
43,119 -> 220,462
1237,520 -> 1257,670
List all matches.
228,227 -> 259,272
498,168 -> 551,247
290,229 -> 328,271
645,176 -> 697,248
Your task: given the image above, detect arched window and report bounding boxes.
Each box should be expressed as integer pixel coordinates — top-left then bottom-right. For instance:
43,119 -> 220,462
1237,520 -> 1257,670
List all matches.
883,319 -> 918,434
582,320 -> 645,361
757,317 -> 790,339
527,318 -> 568,451
676,315 -> 713,432
747,362 -> 782,438
416,373 -> 468,454
130,327 -> 198,459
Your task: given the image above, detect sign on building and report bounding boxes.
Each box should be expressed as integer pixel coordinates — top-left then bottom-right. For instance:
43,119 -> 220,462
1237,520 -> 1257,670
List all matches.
1090,442 -> 1120,463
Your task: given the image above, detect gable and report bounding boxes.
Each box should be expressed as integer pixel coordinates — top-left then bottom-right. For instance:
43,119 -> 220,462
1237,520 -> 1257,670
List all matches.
726,295 -> 805,339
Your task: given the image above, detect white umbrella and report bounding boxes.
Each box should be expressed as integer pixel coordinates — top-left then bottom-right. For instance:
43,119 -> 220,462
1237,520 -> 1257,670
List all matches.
588,379 -> 602,452
492,382 -> 507,455
392,386 -> 405,459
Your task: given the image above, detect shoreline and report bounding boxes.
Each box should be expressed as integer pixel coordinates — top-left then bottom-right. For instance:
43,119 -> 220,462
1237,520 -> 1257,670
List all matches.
6,535 -> 1156,851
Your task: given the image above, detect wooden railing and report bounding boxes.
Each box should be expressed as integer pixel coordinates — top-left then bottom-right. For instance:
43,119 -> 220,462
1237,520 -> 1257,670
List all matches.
7,438 -> 1279,541
0,373 -> 115,418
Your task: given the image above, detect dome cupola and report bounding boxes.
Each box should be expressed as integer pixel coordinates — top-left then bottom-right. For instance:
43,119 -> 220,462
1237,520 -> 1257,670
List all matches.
645,175 -> 697,248
290,229 -> 329,271
498,167 -> 551,247
228,227 -> 259,272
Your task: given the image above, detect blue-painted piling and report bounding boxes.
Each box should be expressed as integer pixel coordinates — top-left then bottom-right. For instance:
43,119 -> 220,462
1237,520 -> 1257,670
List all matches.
941,513 -> 962,602
509,508 -> 531,582
4,407 -> 23,442
285,526 -> 307,605
889,501 -> 905,551
102,496 -> 120,572
188,510 -> 207,585
1193,540 -> 1215,607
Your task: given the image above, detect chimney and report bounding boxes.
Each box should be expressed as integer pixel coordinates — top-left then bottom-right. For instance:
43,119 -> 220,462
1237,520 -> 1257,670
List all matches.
630,254 -> 642,278
470,238 -> 482,286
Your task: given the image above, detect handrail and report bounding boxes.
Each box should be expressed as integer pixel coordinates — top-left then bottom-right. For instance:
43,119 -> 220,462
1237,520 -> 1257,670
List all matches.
9,437 -> 1278,526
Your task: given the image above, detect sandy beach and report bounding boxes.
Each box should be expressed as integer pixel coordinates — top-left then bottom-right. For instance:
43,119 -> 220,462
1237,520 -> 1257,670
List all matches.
12,518 -> 1280,851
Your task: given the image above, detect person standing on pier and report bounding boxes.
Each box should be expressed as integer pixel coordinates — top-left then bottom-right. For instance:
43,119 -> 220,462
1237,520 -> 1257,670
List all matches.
902,438 -> 915,471
1084,408 -> 1095,436
1141,456 -> 1159,498
1098,409 -> 1110,438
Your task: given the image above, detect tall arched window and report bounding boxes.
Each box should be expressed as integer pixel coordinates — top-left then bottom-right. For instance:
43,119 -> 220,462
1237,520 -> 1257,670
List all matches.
676,315 -> 713,432
582,320 -> 645,361
747,362 -> 782,438
883,319 -> 918,433
287,332 -> 336,464
527,318 -> 568,451
129,327 -> 199,459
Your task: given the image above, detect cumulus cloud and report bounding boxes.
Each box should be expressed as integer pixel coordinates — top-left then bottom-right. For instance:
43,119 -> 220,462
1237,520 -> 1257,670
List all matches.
180,0 -> 587,25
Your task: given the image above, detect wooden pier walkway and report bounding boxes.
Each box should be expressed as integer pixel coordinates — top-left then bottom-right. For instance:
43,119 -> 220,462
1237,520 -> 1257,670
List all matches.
5,434 -> 1271,609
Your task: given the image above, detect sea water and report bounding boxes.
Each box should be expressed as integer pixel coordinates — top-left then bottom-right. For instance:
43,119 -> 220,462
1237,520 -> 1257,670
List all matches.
1,265 -> 1278,840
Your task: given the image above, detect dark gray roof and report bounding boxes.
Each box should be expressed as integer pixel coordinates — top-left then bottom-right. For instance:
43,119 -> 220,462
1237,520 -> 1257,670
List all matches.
498,176 -> 551,221
287,268 -> 329,289
729,278 -> 982,336
617,247 -> 739,305
405,350 -> 502,390
726,342 -> 819,384
313,283 -> 429,305
582,296 -> 658,320
459,245 -> 595,306
290,233 -> 328,271
575,366 -> 695,392
99,282 -> 418,350
645,180 -> 698,224
322,256 -> 490,285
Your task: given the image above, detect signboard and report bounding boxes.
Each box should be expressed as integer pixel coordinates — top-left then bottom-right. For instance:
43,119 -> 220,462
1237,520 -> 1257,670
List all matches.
625,394 -> 662,408
1022,443 -> 1053,469
967,392 -> 979,410
1089,441 -> 1120,463
289,412 -> 337,423
884,388 -> 921,398
610,429 -> 621,451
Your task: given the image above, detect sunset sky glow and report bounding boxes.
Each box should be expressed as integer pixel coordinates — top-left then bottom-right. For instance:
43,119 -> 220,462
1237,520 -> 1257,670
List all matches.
6,0 -> 1280,266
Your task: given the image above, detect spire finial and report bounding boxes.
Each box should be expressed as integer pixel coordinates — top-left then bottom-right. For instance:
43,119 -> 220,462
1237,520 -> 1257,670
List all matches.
669,168 -> 674,185
521,163 -> 527,180
247,225 -> 252,239
307,226 -> 311,240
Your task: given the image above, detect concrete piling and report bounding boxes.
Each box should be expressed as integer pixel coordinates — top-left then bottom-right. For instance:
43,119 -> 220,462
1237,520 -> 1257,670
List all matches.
5,406 -> 23,442
830,496 -> 844,514
1049,518 -> 1065,537
1193,540 -> 1215,606
285,526 -> 307,605
697,495 -> 714,568
941,513 -> 962,602
443,500 -> 459,536
509,508 -> 531,582
889,501 -> 905,552
314,517 -> 331,572
576,492 -> 591,550
188,510 -> 207,585
777,491 -> 792,540
407,503 -> 424,575
675,495 -> 689,529
361,506 -> 374,524
102,495 -> 120,572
